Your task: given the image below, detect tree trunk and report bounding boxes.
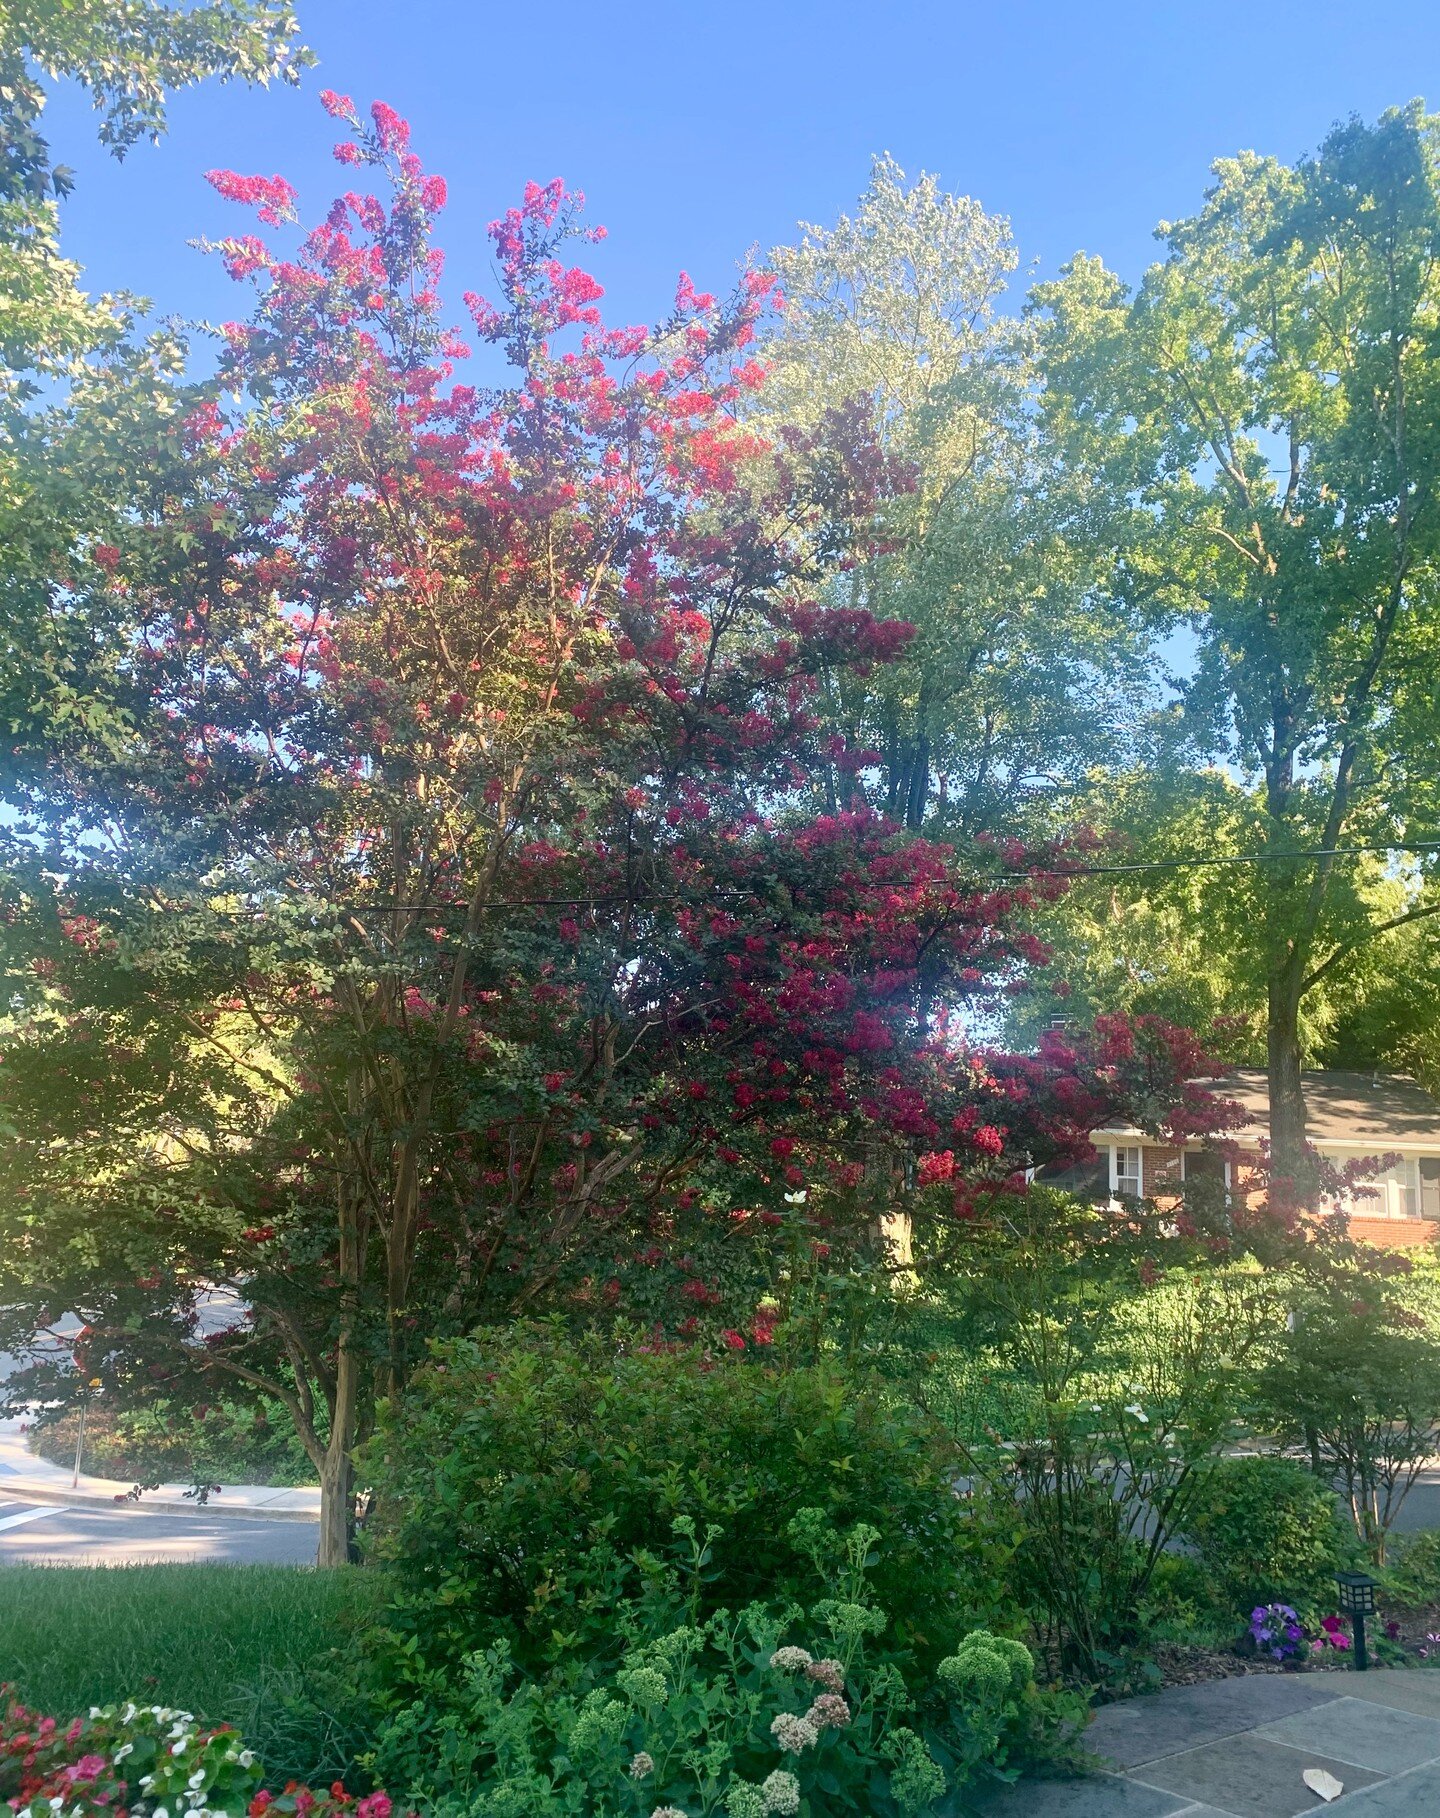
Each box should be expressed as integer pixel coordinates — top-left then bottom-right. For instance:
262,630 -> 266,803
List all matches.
317,1333 -> 360,1568
1266,955 -> 1311,1193
905,731 -> 929,830
317,1440 -> 353,1568
318,1074 -> 368,1567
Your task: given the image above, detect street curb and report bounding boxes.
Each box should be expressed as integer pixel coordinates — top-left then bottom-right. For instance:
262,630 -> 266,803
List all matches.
0,1477 -> 320,1523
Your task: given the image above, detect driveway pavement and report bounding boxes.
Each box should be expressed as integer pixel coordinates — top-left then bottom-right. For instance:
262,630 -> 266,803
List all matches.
964,1670 -> 1440,1816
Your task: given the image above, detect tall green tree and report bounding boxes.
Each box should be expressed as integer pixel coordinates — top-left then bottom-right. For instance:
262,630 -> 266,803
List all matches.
1035,102 -> 1440,1181
1,0 -> 309,387
762,156 -> 1144,839
0,1 -> 310,792
1007,768 -> 1434,1076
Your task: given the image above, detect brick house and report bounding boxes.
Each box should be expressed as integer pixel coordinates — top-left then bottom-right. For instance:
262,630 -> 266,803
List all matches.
1038,1069 -> 1440,1248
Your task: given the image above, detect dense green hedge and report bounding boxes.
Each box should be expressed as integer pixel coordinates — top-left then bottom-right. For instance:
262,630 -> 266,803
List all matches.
1180,1455 -> 1348,1612
362,1325 -> 1018,1678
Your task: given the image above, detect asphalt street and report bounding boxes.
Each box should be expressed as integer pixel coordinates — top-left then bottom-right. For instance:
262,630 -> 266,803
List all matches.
0,1496 -> 319,1565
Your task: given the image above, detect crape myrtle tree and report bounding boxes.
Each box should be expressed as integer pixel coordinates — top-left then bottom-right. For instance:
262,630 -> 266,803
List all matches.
1034,102 -> 1440,1190
0,100 -> 1218,1564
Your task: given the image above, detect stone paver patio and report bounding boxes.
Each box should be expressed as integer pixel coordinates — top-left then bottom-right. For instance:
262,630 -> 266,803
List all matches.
960,1670 -> 1440,1815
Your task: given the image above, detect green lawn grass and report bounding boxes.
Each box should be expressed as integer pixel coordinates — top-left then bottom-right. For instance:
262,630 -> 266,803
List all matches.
0,1565 -> 387,1785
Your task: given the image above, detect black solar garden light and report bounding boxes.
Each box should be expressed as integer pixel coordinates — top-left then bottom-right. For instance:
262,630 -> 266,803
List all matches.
1334,1570 -> 1379,1670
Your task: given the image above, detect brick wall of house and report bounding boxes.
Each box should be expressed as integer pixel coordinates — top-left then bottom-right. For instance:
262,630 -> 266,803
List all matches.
1347,1216 -> 1439,1248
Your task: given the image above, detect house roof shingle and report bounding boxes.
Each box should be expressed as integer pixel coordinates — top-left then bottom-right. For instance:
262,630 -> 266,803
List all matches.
1102,1069 -> 1440,1149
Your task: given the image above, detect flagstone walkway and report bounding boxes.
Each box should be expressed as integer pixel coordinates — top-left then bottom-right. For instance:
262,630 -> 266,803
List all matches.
961,1670 -> 1440,1816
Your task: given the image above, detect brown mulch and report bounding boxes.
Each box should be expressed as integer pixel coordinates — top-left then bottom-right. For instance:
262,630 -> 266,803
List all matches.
1149,1640 -> 1347,1689
1147,1601 -> 1440,1691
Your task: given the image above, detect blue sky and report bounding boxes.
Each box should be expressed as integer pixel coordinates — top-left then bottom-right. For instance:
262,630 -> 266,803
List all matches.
42,0 -> 1440,345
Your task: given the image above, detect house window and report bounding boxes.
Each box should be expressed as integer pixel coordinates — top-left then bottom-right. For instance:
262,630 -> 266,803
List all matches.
1422,1158 -> 1440,1221
1112,1146 -> 1143,1198
1337,1158 -> 1423,1219
1183,1149 -> 1225,1184
1034,1153 -> 1110,1200
1181,1147 -> 1231,1212
1380,1158 -> 1421,1218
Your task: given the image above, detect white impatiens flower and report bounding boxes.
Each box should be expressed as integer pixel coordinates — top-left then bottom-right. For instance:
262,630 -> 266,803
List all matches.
237,1750 -> 255,1768
188,1768 -> 208,1789
783,1190 -> 807,1205
113,1744 -> 133,1763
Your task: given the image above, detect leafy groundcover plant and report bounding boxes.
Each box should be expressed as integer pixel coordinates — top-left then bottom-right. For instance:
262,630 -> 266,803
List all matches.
368,1513 -> 1088,1817
0,1696 -> 391,1818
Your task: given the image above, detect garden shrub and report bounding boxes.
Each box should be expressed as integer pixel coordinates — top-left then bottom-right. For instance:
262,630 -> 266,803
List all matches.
1253,1284 -> 1440,1561
1181,1456 -> 1345,1612
362,1325 -> 1013,1676
1382,1528 -> 1440,1610
907,1198 -> 1269,1681
28,1399 -> 316,1489
366,1512 -> 1087,1817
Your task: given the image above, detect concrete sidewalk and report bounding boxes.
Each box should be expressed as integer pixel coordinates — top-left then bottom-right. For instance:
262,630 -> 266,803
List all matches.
965,1670 -> 1440,1815
0,1418 -> 320,1522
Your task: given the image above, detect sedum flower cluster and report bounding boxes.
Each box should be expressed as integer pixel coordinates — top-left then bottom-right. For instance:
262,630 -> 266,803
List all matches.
364,1516 -> 1082,1817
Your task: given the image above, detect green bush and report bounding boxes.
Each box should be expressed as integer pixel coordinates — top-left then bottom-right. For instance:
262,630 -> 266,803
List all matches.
361,1325 -> 1013,1678
367,1512 -> 1087,1817
1180,1456 -> 1344,1611
29,1398 -> 316,1488
1253,1282 -> 1440,1562
1382,1529 -> 1440,1611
